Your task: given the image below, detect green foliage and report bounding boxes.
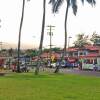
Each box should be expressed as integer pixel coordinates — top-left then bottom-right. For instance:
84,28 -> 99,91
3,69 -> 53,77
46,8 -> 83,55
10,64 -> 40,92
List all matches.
49,0 -> 96,15
43,47 -> 61,53
8,48 -> 13,56
51,47 -> 61,52
25,49 -> 39,57
32,50 -> 39,57
73,33 -> 90,48
90,32 -> 100,46
49,0 -> 77,15
43,48 -> 50,52
81,0 -> 96,6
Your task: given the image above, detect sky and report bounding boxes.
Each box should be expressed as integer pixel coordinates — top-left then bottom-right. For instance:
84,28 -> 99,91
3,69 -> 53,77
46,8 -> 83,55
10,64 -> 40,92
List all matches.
0,0 -> 100,49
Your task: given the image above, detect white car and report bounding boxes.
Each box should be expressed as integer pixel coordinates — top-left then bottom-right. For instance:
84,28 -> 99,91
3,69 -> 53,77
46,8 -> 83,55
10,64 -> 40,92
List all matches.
51,63 -> 56,68
47,62 -> 56,68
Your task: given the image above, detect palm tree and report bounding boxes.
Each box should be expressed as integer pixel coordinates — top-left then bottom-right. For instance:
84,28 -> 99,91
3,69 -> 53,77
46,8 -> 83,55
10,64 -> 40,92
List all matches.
17,0 -> 25,72
35,0 -> 46,75
49,0 -> 96,73
17,0 -> 30,72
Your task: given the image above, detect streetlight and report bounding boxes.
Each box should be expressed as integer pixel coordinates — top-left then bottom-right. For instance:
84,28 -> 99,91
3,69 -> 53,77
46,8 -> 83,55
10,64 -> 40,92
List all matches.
67,36 -> 72,57
32,36 -> 36,49
68,36 -> 72,48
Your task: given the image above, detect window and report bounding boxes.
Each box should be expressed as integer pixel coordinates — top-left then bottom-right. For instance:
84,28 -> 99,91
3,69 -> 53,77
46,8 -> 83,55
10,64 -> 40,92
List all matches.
85,59 -> 97,64
74,52 -> 78,56
94,59 -> 97,64
79,52 -> 83,55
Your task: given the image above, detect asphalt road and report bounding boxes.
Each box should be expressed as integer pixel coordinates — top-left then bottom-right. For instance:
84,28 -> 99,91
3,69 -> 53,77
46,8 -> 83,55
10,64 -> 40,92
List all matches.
60,68 -> 100,77
43,68 -> 100,77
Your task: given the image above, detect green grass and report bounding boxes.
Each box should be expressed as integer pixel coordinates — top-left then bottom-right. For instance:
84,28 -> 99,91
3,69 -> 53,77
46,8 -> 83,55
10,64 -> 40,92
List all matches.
0,72 -> 100,100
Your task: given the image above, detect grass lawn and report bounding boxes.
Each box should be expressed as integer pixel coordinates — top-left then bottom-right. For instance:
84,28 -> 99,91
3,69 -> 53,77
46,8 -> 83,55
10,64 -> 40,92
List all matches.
0,72 -> 100,100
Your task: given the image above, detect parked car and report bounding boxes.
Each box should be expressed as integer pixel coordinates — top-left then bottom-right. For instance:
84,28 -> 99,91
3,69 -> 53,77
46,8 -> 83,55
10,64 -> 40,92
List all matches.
51,63 -> 56,68
47,62 -> 56,68
11,64 -> 30,72
20,65 -> 30,72
61,60 -> 74,68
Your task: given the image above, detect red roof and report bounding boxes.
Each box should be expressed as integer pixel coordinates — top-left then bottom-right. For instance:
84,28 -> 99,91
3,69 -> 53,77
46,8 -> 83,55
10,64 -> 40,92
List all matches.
68,46 -> 99,52
68,48 -> 78,52
79,53 -> 99,59
86,53 -> 98,57
68,58 -> 76,63
85,45 -> 99,50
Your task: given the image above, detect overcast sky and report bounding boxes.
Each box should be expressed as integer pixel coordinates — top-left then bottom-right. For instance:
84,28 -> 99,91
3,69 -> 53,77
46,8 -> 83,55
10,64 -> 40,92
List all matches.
0,0 -> 100,49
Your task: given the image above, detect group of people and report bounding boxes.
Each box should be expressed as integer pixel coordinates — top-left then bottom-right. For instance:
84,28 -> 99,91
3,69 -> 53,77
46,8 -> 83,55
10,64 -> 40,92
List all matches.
11,63 -> 29,72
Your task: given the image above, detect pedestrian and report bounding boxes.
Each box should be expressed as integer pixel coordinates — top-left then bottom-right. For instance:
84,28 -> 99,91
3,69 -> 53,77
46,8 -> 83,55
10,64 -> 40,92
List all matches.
93,63 -> 97,71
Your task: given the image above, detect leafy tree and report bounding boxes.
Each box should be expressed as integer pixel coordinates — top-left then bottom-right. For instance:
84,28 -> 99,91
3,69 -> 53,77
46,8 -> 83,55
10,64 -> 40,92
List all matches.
25,49 -> 33,56
73,33 -> 90,48
25,49 -> 39,57
90,32 -> 100,46
51,47 -> 61,52
32,50 -> 39,57
43,47 -> 61,53
49,0 -> 96,73
43,48 -> 50,53
8,48 -> 13,57
49,0 -> 95,55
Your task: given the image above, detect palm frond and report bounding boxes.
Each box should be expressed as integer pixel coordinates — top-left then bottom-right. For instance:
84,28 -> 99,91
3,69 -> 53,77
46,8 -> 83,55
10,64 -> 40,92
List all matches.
86,0 -> 96,6
86,0 -> 96,4
52,0 -> 64,13
49,0 -> 56,5
67,0 -> 71,7
81,0 -> 96,6
81,0 -> 84,5
71,0 -> 78,15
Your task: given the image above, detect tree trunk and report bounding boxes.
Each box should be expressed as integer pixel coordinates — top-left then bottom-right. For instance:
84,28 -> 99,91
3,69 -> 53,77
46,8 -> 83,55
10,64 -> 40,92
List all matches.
64,0 -> 69,57
54,60 -> 61,73
17,0 -> 25,72
35,0 -> 46,75
54,0 -> 69,73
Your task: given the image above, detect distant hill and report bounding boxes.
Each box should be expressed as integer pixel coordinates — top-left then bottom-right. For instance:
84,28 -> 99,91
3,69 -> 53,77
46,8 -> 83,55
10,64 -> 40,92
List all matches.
0,42 -> 38,49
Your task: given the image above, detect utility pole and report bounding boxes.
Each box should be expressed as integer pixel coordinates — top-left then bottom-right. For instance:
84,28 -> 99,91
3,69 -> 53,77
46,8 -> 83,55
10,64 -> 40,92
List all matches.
47,25 -> 55,67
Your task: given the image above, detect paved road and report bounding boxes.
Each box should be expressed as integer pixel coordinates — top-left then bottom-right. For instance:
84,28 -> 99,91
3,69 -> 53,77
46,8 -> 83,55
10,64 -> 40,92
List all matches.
60,68 -> 100,77
43,68 -> 100,77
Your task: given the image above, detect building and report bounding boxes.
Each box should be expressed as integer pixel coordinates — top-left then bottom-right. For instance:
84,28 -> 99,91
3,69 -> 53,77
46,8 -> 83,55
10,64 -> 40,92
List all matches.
67,45 -> 100,70
68,45 -> 100,58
